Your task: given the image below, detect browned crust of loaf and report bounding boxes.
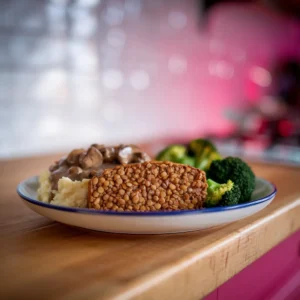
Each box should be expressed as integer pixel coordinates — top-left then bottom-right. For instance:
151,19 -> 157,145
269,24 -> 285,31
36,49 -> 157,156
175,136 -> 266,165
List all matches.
88,161 -> 207,212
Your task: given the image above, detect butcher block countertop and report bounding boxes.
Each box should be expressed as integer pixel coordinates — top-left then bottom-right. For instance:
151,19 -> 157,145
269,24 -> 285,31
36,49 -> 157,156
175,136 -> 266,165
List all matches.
1,153 -> 300,300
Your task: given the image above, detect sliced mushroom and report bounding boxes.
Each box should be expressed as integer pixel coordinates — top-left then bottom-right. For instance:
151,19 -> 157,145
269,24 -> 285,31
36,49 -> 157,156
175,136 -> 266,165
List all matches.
117,144 -> 150,164
66,149 -> 85,165
117,145 -> 133,164
101,146 -> 119,163
91,144 -> 119,163
79,146 -> 103,169
91,144 -> 105,151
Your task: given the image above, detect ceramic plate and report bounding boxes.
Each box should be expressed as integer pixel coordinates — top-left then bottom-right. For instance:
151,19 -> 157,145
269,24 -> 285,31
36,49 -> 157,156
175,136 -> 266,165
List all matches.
17,176 -> 276,234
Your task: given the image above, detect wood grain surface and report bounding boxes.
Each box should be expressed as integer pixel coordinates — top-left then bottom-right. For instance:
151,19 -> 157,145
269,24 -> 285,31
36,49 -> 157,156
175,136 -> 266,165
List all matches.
0,153 -> 300,300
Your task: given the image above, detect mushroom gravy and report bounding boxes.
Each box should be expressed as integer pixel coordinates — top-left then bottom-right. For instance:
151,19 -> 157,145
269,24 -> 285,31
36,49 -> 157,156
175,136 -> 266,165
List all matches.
49,144 -> 151,193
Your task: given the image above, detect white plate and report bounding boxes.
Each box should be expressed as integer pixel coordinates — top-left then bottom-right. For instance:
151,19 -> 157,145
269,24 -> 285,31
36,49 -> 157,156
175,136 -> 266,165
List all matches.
17,176 -> 276,234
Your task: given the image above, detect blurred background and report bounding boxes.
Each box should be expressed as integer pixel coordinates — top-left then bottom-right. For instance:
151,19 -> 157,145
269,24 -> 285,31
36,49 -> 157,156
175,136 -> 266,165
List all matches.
0,0 -> 299,164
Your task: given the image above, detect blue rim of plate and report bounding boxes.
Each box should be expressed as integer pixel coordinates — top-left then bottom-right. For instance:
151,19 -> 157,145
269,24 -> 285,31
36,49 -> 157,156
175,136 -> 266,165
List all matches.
17,176 -> 277,216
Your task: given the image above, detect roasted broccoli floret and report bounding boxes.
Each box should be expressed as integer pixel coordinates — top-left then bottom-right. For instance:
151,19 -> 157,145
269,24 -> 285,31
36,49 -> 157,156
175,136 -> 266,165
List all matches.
188,139 -> 221,171
207,157 -> 255,203
156,145 -> 186,162
155,138 -> 221,170
156,145 -> 195,166
220,184 -> 241,206
205,179 -> 240,207
177,155 -> 195,166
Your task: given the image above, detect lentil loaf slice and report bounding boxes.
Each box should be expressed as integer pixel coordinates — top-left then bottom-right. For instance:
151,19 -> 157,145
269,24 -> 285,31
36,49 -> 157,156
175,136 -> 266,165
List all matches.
88,161 -> 208,212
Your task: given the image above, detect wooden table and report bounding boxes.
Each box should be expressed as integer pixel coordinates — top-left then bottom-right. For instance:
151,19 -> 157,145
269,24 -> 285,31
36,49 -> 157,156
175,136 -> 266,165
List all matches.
1,154 -> 300,300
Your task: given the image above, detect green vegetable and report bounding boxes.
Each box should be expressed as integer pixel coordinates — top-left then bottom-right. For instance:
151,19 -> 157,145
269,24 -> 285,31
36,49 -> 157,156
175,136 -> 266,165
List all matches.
205,179 -> 240,207
176,155 -> 195,167
188,139 -> 222,171
206,157 -> 255,203
156,145 -> 189,163
220,184 -> 241,206
156,139 -> 221,171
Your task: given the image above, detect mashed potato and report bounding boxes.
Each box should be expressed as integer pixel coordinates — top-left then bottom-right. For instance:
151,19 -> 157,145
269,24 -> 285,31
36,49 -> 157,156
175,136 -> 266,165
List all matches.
37,171 -> 89,208
37,170 -> 52,203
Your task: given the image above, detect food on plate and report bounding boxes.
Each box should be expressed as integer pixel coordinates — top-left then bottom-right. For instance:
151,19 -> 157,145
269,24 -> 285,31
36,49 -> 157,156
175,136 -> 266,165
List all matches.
206,157 -> 255,203
205,179 -> 241,207
88,161 -> 208,212
155,145 -> 193,166
156,138 -> 255,207
36,138 -> 256,211
189,139 -> 222,170
37,144 -> 150,207
156,138 -> 221,171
